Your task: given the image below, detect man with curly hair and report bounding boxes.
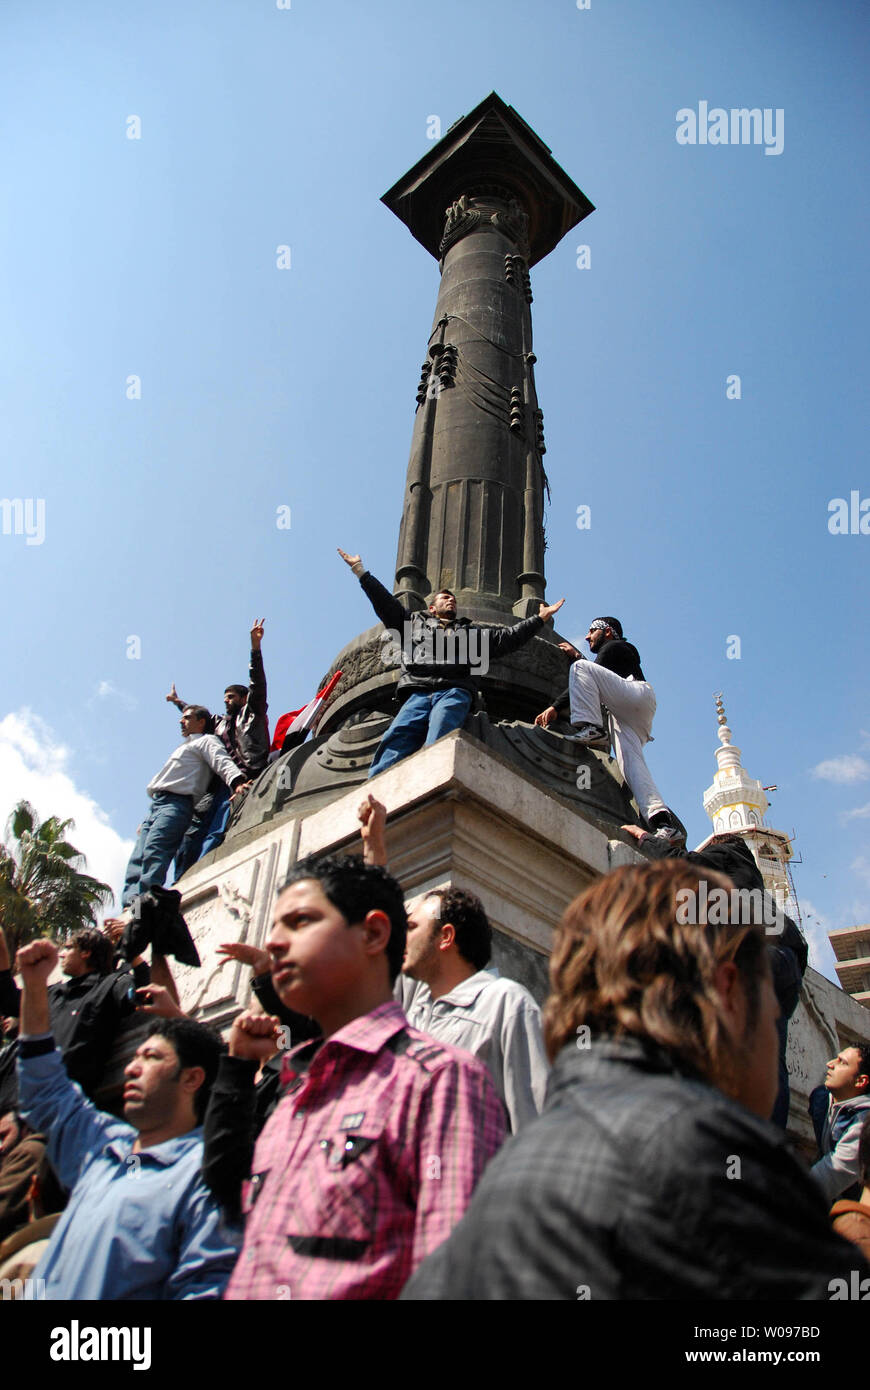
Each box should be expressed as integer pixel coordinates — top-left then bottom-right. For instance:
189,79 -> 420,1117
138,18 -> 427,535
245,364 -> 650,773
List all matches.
402,860 -> 866,1300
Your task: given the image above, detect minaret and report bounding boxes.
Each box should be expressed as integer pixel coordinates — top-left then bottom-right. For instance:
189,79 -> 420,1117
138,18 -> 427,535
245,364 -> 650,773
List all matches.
701,694 -> 798,921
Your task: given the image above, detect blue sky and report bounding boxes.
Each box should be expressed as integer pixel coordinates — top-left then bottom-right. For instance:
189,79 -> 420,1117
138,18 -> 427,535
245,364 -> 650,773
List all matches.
1,0 -> 868,981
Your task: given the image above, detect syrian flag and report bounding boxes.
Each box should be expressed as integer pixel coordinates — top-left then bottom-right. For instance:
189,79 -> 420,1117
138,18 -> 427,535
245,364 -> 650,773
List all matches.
270,671 -> 342,751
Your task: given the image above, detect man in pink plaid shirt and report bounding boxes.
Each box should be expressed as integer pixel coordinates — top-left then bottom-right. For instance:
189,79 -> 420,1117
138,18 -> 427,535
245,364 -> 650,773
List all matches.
223,853 -> 506,1301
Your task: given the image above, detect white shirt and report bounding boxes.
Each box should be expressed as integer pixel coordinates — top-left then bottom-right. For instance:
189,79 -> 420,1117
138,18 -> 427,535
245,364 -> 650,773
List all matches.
147,734 -> 243,802
395,969 -> 549,1133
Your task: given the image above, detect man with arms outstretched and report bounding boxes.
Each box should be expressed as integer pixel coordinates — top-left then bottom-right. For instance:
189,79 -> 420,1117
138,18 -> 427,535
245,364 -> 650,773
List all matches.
339,548 -> 564,778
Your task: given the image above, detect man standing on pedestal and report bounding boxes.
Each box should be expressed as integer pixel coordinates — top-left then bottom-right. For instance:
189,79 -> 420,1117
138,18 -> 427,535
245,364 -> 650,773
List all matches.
535,616 -> 683,845
169,621 -> 270,875
122,707 -> 250,907
338,549 -> 564,778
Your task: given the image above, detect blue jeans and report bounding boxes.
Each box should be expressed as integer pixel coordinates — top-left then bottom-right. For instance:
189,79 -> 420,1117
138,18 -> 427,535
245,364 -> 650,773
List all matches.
368,688 -> 473,778
122,792 -> 194,907
173,783 -> 231,880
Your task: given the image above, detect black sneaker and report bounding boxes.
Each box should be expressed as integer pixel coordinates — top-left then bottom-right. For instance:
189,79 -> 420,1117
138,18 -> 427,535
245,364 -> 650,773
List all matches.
647,810 -> 686,848
572,722 -> 610,751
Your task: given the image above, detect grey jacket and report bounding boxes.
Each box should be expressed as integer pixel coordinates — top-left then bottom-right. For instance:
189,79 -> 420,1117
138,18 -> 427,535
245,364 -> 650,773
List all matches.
402,1035 -> 866,1300
811,1090 -> 870,1203
395,970 -> 548,1134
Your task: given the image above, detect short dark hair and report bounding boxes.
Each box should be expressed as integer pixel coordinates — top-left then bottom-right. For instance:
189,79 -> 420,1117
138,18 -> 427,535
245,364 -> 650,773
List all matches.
69,928 -> 113,976
145,1017 -> 225,1122
279,854 -> 407,985
430,589 -> 455,601
224,685 -> 247,699
853,1043 -> 870,1091
183,704 -> 212,728
429,888 -> 491,971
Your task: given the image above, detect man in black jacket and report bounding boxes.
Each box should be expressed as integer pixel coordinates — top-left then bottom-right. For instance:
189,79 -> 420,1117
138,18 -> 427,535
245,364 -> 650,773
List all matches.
535,616 -> 682,843
339,548 -> 564,778
0,925 -> 148,1102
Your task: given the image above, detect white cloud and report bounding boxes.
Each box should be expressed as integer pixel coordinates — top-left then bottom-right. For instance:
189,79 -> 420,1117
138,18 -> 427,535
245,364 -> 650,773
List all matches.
851,855 -> 870,890
0,708 -> 133,913
810,755 -> 870,784
88,680 -> 137,712
843,801 -> 870,822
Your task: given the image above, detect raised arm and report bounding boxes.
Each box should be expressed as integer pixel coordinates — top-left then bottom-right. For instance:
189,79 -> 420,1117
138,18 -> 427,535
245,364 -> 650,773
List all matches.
201,1011 -> 279,1220
338,548 -> 406,631
247,619 -> 268,716
358,793 -> 388,867
487,598 -> 564,662
166,682 -> 186,712
14,939 -> 120,1190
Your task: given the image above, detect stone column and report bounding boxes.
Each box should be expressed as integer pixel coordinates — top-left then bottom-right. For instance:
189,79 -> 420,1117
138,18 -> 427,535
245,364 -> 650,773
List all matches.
396,189 -> 546,621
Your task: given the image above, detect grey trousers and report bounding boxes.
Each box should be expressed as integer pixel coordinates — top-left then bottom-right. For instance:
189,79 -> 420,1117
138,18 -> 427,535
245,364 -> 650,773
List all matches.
568,661 -> 668,820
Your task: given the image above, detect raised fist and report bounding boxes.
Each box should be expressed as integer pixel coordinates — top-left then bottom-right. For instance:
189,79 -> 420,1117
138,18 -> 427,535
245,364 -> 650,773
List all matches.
228,1010 -> 282,1063
15,938 -> 59,983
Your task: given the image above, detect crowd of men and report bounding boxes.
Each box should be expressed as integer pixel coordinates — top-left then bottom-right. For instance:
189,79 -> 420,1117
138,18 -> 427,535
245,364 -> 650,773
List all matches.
1,565 -> 869,1299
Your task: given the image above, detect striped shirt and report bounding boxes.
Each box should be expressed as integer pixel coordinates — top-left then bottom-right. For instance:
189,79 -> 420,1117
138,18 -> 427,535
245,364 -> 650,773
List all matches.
223,1001 -> 506,1301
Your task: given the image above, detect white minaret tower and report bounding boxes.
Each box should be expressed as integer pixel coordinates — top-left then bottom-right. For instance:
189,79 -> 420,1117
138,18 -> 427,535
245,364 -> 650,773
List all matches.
700,694 -> 799,923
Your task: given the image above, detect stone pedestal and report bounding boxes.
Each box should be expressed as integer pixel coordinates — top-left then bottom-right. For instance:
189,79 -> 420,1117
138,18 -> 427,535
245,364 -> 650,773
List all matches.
98,731 -> 869,1160
170,729 -> 636,1014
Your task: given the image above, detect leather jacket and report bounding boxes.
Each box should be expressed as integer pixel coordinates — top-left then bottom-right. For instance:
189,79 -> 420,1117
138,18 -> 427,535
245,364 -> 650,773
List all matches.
214,648 -> 269,777
359,571 -> 545,700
